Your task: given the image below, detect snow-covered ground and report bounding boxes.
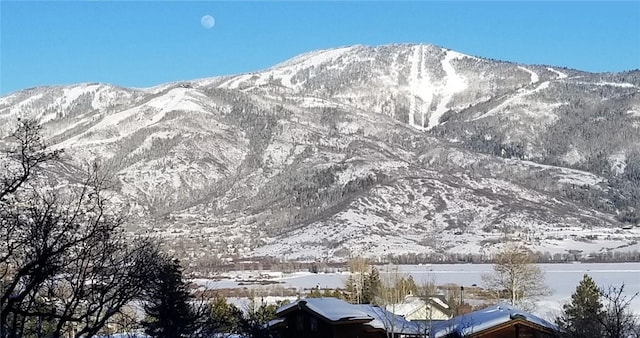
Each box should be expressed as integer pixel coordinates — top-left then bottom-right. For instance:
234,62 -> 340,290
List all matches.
392,263 -> 640,320
429,50 -> 467,129
546,67 -> 568,80
195,263 -> 640,321
518,66 -> 540,84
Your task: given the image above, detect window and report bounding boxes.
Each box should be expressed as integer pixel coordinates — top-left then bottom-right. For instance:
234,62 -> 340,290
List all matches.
310,317 -> 318,331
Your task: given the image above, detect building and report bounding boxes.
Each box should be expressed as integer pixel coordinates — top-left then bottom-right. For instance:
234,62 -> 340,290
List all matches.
430,303 -> 560,338
387,295 -> 453,321
268,297 -> 424,338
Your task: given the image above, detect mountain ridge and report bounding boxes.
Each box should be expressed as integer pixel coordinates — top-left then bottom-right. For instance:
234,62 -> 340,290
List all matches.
1,43 -> 639,263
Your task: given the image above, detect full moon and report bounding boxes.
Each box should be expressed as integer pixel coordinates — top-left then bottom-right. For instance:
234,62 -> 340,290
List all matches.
201,15 -> 215,29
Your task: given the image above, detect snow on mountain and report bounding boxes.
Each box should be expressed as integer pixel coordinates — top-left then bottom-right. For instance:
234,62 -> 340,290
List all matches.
2,43 -> 640,263
546,67 -> 568,80
518,66 -> 540,84
429,50 -> 468,129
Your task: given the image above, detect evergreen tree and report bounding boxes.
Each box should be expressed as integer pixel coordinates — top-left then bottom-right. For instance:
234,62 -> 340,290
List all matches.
307,285 -> 323,298
322,287 -> 344,299
345,275 -> 359,303
557,274 -> 604,338
204,296 -> 244,335
362,267 -> 381,304
243,300 -> 279,338
141,255 -> 196,338
396,275 -> 418,297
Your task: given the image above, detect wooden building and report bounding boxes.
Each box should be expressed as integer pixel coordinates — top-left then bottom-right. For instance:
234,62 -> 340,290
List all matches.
268,297 -> 423,338
430,304 -> 559,338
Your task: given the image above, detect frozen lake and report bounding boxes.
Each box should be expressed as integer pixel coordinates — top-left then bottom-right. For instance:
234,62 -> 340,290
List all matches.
197,262 -> 640,319
388,263 -> 640,318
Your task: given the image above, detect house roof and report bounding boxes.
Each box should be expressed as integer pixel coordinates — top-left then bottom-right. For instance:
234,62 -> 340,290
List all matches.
387,295 -> 452,318
429,295 -> 452,312
277,297 -> 372,323
430,303 -> 559,338
266,317 -> 286,326
356,304 -> 423,334
276,297 -> 423,335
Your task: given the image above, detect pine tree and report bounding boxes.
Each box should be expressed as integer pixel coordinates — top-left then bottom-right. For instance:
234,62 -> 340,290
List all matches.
362,267 -> 381,304
205,296 -> 244,335
345,275 -> 359,303
557,274 -> 604,338
141,255 -> 196,338
322,287 -> 344,299
307,285 -> 323,298
243,300 -> 279,338
396,275 -> 418,297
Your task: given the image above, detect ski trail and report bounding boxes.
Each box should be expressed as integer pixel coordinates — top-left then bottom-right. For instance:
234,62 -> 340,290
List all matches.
419,47 -> 427,128
219,74 -> 252,89
414,45 -> 433,129
408,46 -> 420,127
547,67 -> 568,79
518,66 -> 539,84
472,81 -> 551,121
407,45 -> 439,129
428,50 -> 467,129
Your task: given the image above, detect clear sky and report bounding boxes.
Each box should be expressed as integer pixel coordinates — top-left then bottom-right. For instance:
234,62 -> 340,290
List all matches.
1,1 -> 639,95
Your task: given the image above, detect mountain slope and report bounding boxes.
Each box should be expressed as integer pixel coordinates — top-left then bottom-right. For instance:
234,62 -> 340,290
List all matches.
1,44 -> 639,263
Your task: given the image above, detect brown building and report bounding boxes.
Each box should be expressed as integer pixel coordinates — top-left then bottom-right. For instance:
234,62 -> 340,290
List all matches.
430,304 -> 560,338
268,297 -> 423,338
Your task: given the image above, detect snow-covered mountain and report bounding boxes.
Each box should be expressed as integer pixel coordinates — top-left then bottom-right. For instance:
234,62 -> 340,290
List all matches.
2,44 -> 639,263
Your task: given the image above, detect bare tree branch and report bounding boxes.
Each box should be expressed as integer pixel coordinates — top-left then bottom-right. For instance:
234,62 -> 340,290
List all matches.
1,119 -> 155,338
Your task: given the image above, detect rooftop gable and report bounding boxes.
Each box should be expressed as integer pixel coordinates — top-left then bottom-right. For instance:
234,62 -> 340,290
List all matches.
276,298 -> 373,323
356,304 -> 422,335
386,295 -> 452,318
275,297 -> 423,335
431,303 -> 559,337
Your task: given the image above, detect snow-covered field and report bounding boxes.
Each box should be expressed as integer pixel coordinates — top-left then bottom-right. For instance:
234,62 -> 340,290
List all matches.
392,263 -> 640,320
195,263 -> 640,321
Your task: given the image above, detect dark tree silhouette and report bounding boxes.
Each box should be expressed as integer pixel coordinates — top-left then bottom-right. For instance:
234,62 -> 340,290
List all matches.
557,274 -> 604,338
557,279 -> 640,338
598,284 -> 640,338
1,119 -> 155,337
141,251 -> 199,338
202,296 -> 244,336
242,299 -> 279,338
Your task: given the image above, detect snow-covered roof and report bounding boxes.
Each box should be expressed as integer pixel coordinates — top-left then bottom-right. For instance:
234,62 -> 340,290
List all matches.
265,317 -> 286,328
430,296 -> 451,310
388,300 -> 423,317
276,298 -> 422,334
277,297 -> 372,322
94,334 -> 150,338
357,304 -> 423,335
431,303 -> 559,337
386,295 -> 452,317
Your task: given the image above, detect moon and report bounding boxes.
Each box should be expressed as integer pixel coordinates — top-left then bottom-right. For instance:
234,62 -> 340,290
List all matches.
201,15 -> 215,29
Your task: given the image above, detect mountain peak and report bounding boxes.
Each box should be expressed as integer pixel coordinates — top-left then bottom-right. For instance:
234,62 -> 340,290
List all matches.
2,44 -> 639,262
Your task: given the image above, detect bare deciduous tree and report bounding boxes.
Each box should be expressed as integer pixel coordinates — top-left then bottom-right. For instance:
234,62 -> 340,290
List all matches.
482,243 -> 550,310
598,284 -> 640,338
0,119 -> 156,337
346,256 -> 370,304
372,265 -> 420,338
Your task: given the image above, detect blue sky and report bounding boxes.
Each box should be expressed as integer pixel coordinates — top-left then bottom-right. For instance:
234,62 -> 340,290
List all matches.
1,1 -> 639,95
